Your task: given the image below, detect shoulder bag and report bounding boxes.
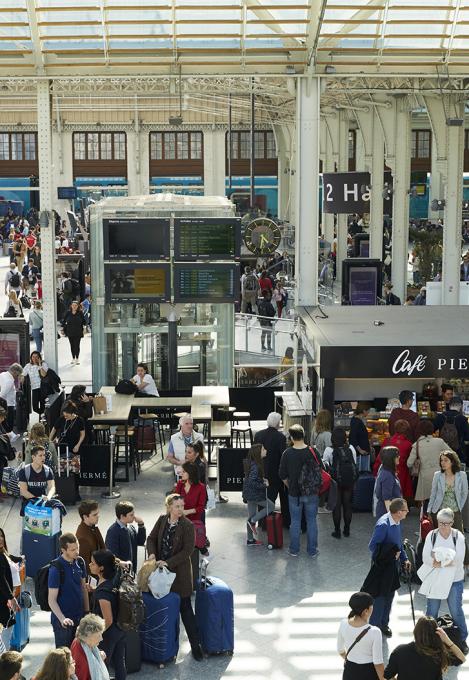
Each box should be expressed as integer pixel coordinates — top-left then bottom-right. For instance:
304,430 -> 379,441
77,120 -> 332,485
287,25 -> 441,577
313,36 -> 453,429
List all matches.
410,438 -> 421,478
309,447 -> 332,495
344,626 -> 371,665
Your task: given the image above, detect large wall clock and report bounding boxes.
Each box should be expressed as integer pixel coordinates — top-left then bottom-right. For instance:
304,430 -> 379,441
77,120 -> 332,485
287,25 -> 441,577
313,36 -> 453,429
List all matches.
243,218 -> 281,256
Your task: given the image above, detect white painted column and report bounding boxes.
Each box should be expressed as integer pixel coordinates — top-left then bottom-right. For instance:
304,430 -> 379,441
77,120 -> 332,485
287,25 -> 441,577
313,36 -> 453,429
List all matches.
275,124 -> 292,220
295,76 -> 320,306
430,156 -> 445,219
138,129 -> 150,195
322,120 -> 335,244
37,80 -> 58,370
355,125 -> 365,172
126,129 -> 141,196
203,128 -> 226,197
442,103 -> 464,305
390,96 -> 411,302
336,109 -> 349,286
370,109 -> 384,260
51,129 -> 73,216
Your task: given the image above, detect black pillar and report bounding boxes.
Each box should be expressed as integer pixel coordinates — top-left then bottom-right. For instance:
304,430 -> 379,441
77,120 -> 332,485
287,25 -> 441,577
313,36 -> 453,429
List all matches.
322,378 -> 335,416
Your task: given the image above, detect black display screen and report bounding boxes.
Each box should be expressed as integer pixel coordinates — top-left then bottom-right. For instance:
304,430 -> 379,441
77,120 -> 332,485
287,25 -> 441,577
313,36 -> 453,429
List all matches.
105,263 -> 171,303
174,218 -> 241,260
104,218 -> 170,260
173,264 -> 240,303
57,186 -> 77,200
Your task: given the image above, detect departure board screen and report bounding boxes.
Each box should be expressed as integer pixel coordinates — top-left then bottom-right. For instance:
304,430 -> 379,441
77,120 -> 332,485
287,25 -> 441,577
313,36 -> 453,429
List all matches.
104,218 -> 170,260
174,218 -> 241,260
174,264 -> 240,303
105,263 -> 171,303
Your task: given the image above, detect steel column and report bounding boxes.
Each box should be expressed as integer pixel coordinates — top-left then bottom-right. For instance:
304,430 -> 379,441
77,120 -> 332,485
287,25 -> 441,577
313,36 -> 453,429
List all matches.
336,109 -> 349,287
370,109 -> 384,261
295,76 -> 320,307
37,80 -> 58,370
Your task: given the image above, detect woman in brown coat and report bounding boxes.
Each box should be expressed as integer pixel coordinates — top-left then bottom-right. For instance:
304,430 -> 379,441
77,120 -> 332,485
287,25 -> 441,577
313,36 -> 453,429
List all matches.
146,493 -> 203,661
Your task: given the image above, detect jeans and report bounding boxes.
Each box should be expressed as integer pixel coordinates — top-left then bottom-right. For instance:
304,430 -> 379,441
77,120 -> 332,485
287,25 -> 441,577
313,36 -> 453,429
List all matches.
260,329 -> 272,349
369,592 -> 395,629
247,499 -> 275,539
52,618 -> 77,648
426,580 -> 467,640
288,494 -> 319,555
1,625 -> 13,651
31,328 -> 42,353
101,624 -> 127,680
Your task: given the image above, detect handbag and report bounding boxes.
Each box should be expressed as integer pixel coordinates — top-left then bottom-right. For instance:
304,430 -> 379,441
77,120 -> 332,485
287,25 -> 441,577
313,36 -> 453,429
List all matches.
148,566 -> 176,599
410,439 -> 421,478
309,447 -> 332,495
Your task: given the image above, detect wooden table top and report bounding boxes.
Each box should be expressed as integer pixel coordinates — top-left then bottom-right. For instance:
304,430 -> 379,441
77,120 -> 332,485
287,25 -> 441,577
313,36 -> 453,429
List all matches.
89,387 -> 134,424
132,396 -> 192,409
191,386 -> 230,421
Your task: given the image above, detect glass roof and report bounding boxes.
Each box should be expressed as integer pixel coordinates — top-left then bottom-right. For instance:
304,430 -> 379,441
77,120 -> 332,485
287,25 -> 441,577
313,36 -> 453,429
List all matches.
0,0 -> 468,74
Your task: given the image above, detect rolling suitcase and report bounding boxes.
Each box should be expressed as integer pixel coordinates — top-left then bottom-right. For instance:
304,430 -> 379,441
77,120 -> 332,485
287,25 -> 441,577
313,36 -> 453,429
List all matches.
22,531 -> 60,578
125,630 -> 142,673
134,426 -> 155,453
196,561 -> 234,656
140,591 -> 180,666
10,592 -> 31,651
352,473 -> 375,512
56,446 -> 78,505
266,511 -> 283,549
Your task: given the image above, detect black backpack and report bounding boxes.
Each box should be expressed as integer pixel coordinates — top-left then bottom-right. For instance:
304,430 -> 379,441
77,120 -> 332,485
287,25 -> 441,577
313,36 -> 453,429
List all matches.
4,305 -> 17,318
439,414 -> 460,452
332,447 -> 358,487
115,379 -> 138,395
9,272 -> 20,288
35,557 -> 85,611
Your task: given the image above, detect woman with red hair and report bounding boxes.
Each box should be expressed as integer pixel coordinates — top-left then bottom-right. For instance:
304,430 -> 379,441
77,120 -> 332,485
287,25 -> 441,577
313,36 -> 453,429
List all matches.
373,420 -> 413,500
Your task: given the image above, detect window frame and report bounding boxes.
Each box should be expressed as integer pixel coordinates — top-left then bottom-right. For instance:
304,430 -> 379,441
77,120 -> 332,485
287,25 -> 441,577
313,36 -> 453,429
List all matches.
73,131 -> 127,161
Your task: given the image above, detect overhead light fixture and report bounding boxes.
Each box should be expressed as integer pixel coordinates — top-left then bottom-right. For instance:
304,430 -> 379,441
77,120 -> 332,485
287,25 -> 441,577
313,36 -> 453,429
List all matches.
325,65 -> 336,74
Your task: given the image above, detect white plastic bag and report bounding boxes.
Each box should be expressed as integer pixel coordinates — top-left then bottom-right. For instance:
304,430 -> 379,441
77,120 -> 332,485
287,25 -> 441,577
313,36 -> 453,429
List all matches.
206,486 -> 216,511
148,566 -> 176,599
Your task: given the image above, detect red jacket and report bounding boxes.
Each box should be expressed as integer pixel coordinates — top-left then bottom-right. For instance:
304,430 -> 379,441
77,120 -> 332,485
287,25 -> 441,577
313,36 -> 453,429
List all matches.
373,433 -> 413,498
71,639 -> 90,680
175,481 -> 207,522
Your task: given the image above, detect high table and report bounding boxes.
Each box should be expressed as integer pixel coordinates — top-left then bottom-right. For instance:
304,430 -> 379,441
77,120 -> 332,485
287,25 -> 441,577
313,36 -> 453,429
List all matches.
191,386 -> 230,462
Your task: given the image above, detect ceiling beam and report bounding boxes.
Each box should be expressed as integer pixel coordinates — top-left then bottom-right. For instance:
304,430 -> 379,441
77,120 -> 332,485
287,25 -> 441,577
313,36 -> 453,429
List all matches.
25,0 -> 44,71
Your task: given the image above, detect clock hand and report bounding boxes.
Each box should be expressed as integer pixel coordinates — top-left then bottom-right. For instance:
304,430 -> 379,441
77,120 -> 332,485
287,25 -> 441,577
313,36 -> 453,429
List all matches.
259,233 -> 268,246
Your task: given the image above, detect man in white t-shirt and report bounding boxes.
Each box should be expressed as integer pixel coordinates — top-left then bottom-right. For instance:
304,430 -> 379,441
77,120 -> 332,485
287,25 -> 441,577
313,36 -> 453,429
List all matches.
167,415 -> 203,478
132,363 -> 159,396
0,363 -> 23,431
422,507 -> 468,650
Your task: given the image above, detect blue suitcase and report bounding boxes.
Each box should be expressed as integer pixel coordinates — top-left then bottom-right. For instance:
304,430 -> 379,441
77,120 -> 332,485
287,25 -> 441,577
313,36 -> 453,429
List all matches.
22,531 -> 60,578
140,591 -> 180,666
352,473 -> 375,512
10,605 -> 30,651
196,563 -> 234,655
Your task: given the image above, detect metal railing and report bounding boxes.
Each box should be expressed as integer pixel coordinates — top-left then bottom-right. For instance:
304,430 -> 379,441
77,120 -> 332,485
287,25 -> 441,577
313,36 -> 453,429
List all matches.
235,312 -> 296,357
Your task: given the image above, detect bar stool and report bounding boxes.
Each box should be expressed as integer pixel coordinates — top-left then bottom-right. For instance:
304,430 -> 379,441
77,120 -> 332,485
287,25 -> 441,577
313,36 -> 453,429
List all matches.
136,413 -> 164,459
217,406 -> 236,422
233,411 -> 251,426
93,424 -> 110,446
231,423 -> 253,448
115,426 -> 139,480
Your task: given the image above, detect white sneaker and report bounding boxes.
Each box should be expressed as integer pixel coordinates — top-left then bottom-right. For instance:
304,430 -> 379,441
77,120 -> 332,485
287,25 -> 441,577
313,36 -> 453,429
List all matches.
71,360 -> 75,365
318,507 -> 332,514
76,359 -> 80,364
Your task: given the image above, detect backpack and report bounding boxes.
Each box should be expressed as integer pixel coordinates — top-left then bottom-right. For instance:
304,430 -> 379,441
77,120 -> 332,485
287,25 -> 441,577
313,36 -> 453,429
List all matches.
34,557 -> 86,611
243,273 -> 258,292
298,450 -> 322,496
439,414 -> 460,451
70,279 -> 80,296
115,379 -> 138,395
4,305 -> 17,318
258,299 -> 275,318
9,272 -> 20,288
332,446 -> 358,487
111,568 -> 145,632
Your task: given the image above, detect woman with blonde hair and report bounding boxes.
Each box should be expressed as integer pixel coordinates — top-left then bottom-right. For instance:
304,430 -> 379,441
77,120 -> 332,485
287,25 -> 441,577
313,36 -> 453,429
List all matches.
33,646 -> 77,680
4,291 -> 22,318
24,422 -> 58,470
146,493 -> 203,661
311,409 -> 333,456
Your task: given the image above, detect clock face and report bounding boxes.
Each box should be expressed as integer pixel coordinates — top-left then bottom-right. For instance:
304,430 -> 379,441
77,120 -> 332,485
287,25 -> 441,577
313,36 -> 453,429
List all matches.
243,218 -> 282,256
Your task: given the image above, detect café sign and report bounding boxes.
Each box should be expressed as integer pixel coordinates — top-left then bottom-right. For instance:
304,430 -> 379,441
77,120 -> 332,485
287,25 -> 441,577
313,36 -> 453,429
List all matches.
320,346 -> 469,379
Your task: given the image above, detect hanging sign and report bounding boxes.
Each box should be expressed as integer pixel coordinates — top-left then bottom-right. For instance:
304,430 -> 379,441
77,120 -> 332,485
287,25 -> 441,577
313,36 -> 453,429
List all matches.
322,171 -> 393,215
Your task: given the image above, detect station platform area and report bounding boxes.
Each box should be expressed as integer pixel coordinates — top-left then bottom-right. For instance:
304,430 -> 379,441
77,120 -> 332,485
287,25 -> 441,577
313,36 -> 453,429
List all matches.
3,452 -> 467,680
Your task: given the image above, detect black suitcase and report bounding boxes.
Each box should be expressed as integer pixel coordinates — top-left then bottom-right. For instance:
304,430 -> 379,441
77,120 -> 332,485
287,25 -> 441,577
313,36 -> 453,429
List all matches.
125,630 -> 142,673
56,446 -> 78,505
352,473 -> 375,512
15,388 -> 29,433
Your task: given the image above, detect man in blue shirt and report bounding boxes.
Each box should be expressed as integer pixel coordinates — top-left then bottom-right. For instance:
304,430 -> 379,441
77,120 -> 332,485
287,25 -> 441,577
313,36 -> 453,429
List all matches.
368,498 -> 410,637
48,532 -> 89,648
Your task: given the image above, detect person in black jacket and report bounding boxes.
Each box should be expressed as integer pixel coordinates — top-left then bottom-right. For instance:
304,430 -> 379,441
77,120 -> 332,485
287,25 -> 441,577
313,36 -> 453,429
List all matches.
105,501 -> 146,573
62,301 -> 86,365
0,528 -> 23,650
254,412 -> 289,527
383,283 -> 401,305
349,403 -> 371,471
257,290 -> 276,352
433,397 -> 469,463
